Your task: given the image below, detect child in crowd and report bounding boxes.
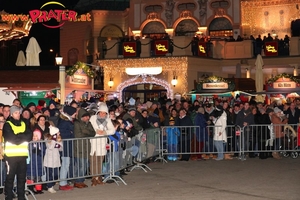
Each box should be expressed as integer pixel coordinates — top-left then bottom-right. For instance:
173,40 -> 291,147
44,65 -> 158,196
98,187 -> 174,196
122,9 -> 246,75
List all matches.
43,125 -> 63,193
165,117 -> 180,161
27,129 -> 45,194
116,118 -> 128,175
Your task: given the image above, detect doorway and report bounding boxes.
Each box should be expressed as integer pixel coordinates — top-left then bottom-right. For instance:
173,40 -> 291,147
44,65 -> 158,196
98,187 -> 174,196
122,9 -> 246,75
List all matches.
122,84 -> 167,102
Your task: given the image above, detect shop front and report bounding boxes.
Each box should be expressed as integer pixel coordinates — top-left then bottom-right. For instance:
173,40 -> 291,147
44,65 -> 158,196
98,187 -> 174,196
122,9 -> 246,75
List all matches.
265,73 -> 300,104
100,57 -> 188,102
189,76 -> 255,103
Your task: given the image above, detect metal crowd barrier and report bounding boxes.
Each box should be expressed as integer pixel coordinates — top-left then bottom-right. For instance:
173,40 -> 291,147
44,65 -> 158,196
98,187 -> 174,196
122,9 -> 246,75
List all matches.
0,127 -> 162,199
160,124 -> 299,161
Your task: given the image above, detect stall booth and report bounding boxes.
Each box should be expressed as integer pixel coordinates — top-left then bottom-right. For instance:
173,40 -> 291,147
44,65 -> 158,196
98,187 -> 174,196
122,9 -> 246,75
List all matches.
63,62 -> 106,104
265,73 -> 300,104
0,69 -> 60,106
189,76 -> 255,104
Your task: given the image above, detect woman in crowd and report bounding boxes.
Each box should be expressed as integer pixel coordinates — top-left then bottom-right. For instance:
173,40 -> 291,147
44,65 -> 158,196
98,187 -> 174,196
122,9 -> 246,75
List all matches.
31,115 -> 50,140
212,105 -> 227,161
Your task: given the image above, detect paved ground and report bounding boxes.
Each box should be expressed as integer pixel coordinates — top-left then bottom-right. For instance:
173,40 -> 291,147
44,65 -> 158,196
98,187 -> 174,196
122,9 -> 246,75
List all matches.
2,157 -> 300,200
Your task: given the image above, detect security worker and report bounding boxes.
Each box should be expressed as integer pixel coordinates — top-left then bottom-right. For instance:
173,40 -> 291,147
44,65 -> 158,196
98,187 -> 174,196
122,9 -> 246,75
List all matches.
3,105 -> 32,200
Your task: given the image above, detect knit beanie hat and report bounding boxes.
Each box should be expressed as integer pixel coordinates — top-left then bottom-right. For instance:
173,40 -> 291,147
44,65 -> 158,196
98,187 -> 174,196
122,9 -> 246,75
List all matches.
27,102 -> 36,109
63,106 -> 77,116
96,103 -> 108,114
10,105 -> 20,114
33,129 -> 42,140
49,125 -> 59,136
49,99 -> 57,107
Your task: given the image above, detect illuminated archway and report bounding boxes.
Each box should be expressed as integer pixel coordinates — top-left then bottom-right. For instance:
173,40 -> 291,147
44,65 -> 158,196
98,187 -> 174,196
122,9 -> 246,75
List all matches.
117,75 -> 174,101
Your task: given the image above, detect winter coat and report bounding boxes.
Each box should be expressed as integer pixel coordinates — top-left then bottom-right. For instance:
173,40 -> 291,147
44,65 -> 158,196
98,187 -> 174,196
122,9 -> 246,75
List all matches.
73,109 -> 95,158
213,111 -> 227,142
27,141 -> 45,177
166,127 -> 180,145
57,113 -> 74,157
90,114 -> 115,156
271,113 -> 288,138
235,109 -> 255,128
285,108 -> 300,125
43,139 -> 63,168
32,123 -> 49,140
123,113 -> 143,131
2,117 -> 32,156
194,113 -> 208,142
177,115 -> 194,137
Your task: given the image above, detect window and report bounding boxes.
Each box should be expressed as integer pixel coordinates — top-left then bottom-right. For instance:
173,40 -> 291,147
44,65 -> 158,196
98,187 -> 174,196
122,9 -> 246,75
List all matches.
177,3 -> 196,11
211,0 -> 229,9
145,5 -> 163,13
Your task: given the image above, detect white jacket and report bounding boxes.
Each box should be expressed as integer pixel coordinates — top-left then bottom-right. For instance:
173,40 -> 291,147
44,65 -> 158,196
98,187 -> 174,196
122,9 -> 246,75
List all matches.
89,115 -> 115,156
213,111 -> 227,142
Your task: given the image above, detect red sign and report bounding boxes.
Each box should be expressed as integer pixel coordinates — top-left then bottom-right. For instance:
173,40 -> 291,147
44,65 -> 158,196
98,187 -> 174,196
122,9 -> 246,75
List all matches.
264,41 -> 278,57
198,42 -> 207,57
154,40 -> 169,56
123,42 -> 137,57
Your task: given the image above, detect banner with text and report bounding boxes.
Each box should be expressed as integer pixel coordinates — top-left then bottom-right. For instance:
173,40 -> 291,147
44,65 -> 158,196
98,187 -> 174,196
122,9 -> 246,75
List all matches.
123,42 -> 137,57
264,41 -> 278,57
154,40 -> 169,56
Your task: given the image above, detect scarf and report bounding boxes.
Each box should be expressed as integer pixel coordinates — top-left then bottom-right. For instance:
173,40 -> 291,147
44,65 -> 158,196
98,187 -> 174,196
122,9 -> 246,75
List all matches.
96,115 -> 108,130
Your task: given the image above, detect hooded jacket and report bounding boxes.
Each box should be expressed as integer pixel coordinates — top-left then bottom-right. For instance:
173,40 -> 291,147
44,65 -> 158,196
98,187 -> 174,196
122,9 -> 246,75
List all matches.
73,108 -> 95,158
89,103 -> 115,156
213,111 -> 227,142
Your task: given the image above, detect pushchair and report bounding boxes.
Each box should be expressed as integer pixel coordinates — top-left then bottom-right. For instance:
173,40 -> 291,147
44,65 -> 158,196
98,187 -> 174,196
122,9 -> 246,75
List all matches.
281,125 -> 299,159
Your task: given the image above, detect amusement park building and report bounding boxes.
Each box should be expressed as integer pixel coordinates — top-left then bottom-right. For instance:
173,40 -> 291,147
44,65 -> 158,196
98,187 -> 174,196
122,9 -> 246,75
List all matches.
60,0 -> 300,101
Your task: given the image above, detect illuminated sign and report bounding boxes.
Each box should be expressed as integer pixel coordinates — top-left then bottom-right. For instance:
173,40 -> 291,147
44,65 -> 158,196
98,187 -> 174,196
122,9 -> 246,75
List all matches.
156,44 -> 168,52
198,42 -> 207,57
0,1 -> 91,28
273,82 -> 296,89
70,75 -> 88,85
202,82 -> 228,89
199,45 -> 206,53
123,42 -> 137,57
154,40 -> 169,56
266,45 -> 277,53
264,42 -> 278,56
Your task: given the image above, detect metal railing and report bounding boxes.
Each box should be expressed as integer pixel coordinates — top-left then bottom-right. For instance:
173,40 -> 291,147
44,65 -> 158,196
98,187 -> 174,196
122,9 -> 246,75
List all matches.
0,124 -> 298,199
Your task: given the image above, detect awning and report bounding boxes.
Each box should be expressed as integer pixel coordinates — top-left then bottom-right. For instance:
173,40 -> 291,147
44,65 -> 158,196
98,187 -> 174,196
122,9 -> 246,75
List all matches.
187,91 -> 255,97
3,86 -> 59,92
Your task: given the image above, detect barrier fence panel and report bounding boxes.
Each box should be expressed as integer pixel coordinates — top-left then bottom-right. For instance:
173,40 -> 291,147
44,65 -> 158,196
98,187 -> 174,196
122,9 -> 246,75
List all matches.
0,126 -> 164,196
160,124 -> 300,161
0,123 -> 298,198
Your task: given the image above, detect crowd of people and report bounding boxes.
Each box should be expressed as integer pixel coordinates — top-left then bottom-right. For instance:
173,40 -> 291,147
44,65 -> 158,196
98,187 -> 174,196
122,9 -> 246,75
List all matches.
0,95 -> 299,199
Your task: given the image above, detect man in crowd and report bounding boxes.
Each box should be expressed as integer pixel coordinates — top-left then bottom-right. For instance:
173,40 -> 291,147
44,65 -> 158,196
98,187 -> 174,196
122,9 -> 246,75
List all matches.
3,106 -> 32,200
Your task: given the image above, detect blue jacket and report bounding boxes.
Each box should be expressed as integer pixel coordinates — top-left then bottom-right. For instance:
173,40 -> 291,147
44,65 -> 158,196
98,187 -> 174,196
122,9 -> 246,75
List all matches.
58,115 -> 74,157
194,113 -> 208,142
166,127 -> 180,145
108,131 -> 121,152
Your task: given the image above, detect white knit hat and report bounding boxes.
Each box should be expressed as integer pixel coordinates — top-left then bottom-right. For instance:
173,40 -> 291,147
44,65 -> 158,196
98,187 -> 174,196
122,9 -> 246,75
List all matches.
49,125 -> 59,135
96,103 -> 108,114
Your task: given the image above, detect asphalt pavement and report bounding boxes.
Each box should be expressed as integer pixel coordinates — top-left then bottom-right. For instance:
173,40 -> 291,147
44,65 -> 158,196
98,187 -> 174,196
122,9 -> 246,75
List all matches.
3,156 -> 300,200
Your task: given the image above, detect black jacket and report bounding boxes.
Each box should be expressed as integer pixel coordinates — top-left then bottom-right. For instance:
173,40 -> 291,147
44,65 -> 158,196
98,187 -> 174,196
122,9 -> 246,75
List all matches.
3,117 -> 32,145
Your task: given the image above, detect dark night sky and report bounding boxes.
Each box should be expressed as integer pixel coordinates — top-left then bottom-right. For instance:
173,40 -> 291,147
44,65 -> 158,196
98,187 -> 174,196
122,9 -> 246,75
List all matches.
0,0 -> 80,66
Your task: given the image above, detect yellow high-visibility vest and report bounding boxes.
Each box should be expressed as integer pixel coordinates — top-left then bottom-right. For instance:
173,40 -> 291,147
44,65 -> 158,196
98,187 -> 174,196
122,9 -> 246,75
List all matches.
4,121 -> 28,157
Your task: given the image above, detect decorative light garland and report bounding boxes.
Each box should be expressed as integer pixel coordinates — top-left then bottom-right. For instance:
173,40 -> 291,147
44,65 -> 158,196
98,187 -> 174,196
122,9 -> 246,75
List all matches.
267,73 -> 300,84
199,75 -> 230,83
241,1 -> 297,38
116,74 -> 174,101
66,61 -> 96,78
100,57 -> 188,96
